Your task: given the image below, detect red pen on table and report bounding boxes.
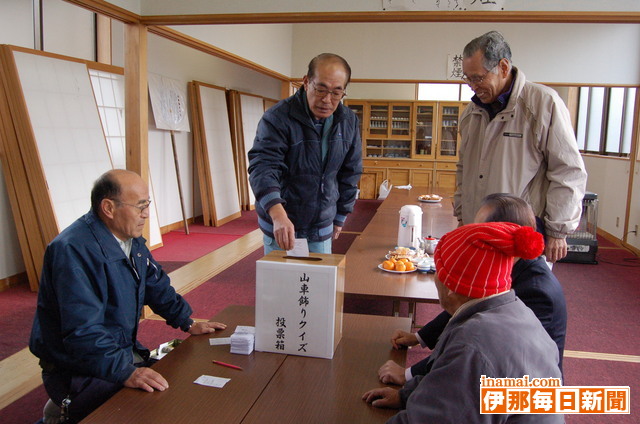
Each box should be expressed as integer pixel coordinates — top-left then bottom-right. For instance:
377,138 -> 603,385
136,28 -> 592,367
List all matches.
212,360 -> 243,371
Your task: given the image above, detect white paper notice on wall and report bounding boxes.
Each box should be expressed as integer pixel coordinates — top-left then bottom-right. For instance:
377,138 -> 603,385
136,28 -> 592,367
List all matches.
148,73 -> 190,132
447,54 -> 464,81
382,1 -> 505,12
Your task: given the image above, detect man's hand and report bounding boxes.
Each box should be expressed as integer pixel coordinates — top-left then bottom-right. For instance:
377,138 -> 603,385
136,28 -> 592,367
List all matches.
333,225 -> 342,240
362,387 -> 402,409
269,204 -> 295,251
188,321 -> 227,335
545,236 -> 567,263
378,360 -> 407,385
390,330 -> 419,350
124,367 -> 169,393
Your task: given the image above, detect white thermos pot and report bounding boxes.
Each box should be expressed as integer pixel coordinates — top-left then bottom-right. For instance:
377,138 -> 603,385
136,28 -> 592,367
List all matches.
397,205 -> 423,249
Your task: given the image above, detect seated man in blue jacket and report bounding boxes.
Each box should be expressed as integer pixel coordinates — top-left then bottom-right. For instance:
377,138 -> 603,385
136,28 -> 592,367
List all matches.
30,169 -> 227,423
363,222 -> 563,423
248,53 -> 362,254
377,193 -> 567,387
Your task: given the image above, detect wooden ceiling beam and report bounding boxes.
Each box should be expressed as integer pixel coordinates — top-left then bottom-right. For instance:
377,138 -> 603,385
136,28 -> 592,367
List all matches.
140,11 -> 640,26
64,0 -> 140,23
63,3 -> 640,26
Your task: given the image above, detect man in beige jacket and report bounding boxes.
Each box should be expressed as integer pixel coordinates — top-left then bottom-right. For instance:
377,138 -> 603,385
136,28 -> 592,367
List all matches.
455,30 -> 587,263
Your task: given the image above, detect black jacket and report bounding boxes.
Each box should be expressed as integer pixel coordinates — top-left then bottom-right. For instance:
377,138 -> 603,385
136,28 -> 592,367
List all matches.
248,87 -> 362,241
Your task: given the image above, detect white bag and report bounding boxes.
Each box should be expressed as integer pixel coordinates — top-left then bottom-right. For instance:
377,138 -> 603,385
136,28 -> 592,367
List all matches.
378,179 -> 392,199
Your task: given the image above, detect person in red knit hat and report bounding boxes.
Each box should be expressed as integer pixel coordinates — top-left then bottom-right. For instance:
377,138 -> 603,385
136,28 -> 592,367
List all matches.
434,222 -> 545,298
363,222 -> 564,423
378,194 -> 568,388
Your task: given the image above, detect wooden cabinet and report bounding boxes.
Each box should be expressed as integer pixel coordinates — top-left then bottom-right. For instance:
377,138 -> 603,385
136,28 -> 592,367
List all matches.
414,102 -> 436,159
411,169 -> 433,188
346,100 -> 367,142
364,102 -> 413,159
346,99 -> 467,198
435,161 -> 457,189
437,102 -> 464,161
359,167 -> 386,200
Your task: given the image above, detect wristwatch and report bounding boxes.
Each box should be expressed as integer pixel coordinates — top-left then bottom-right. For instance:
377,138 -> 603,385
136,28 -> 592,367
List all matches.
183,319 -> 195,332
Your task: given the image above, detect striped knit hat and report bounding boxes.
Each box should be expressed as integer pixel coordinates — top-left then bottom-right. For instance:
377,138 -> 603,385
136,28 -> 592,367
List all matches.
434,222 -> 545,298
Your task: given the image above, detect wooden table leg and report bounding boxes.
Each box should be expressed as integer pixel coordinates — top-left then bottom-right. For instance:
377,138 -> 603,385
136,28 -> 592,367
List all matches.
408,301 -> 416,326
393,300 -> 400,317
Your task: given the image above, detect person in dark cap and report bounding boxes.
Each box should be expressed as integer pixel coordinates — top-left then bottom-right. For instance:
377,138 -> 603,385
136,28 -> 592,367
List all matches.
363,222 -> 563,423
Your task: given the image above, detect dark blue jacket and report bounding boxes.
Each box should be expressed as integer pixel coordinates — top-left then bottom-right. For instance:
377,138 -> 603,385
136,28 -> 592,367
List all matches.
247,87 -> 362,242
30,210 -> 193,384
413,256 -> 567,375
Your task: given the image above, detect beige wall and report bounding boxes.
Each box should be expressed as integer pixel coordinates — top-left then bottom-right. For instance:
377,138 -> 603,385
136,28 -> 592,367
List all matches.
582,156 -> 631,240
291,22 -> 640,85
170,24 -> 293,78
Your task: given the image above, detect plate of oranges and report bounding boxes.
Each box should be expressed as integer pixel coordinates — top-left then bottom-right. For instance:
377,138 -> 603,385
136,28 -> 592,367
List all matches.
379,257 -> 417,273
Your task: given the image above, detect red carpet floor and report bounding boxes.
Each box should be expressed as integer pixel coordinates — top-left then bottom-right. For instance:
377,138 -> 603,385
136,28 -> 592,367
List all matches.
0,284 -> 37,360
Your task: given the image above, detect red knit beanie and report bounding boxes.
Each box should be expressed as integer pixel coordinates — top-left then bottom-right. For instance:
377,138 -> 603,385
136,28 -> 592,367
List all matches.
433,222 -> 545,298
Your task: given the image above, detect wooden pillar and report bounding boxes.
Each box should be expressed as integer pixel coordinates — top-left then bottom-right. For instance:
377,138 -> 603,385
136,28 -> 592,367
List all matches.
566,86 -> 580,132
280,81 -> 294,99
96,14 -> 112,65
623,88 -> 640,246
124,23 -> 150,242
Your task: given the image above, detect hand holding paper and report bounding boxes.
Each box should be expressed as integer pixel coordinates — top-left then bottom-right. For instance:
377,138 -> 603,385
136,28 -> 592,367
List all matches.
287,238 -> 310,257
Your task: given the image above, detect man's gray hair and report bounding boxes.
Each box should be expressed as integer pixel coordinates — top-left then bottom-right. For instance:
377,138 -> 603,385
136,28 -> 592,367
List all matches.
463,31 -> 512,71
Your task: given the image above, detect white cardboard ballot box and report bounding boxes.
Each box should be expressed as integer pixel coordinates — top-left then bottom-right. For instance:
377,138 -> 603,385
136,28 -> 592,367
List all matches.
255,251 -> 345,359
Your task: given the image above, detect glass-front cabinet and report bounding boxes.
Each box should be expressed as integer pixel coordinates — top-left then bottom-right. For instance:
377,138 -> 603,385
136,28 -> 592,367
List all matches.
346,100 -> 366,141
346,99 -> 465,161
413,102 -> 436,159
437,102 -> 464,161
390,104 -> 411,138
368,103 -> 389,138
364,102 -> 412,159
344,99 -> 468,198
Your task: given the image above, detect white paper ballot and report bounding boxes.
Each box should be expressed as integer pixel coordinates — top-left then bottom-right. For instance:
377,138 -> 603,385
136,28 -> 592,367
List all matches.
209,337 -> 231,346
287,238 -> 309,257
234,326 -> 255,334
230,332 -> 255,355
194,375 -> 231,388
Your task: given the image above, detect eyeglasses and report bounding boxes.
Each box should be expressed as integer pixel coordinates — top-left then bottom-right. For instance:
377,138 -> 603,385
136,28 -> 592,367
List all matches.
309,81 -> 346,100
461,65 -> 498,86
112,199 -> 152,213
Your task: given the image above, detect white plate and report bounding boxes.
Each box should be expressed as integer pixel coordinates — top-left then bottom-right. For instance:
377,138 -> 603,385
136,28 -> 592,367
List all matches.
418,197 -> 442,203
378,264 -> 417,274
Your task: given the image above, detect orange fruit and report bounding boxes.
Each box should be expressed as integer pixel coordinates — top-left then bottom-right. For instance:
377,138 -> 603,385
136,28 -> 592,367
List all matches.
395,262 -> 406,272
382,260 -> 395,270
405,262 -> 415,271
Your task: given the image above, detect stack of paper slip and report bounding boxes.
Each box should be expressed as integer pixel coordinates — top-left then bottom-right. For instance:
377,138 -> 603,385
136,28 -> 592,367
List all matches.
230,325 -> 255,355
